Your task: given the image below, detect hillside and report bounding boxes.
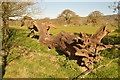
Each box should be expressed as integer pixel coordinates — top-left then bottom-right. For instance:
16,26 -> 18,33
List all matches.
2,25 -> 119,78
8,14 -> 118,27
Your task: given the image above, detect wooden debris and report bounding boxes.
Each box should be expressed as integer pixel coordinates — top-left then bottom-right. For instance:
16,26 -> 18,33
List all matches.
21,19 -> 57,38
32,22 -> 118,71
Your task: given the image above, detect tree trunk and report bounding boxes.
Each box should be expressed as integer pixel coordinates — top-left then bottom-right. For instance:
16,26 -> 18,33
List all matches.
2,2 -> 10,43
2,16 -> 9,42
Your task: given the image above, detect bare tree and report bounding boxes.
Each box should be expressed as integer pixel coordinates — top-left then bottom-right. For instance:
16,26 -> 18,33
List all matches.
108,1 -> 120,13
0,2 -> 39,78
57,9 -> 78,25
87,11 -> 104,26
70,15 -> 81,26
109,1 -> 120,32
0,2 -> 35,42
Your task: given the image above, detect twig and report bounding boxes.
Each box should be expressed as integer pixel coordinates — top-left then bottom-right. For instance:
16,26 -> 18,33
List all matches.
73,58 -> 119,79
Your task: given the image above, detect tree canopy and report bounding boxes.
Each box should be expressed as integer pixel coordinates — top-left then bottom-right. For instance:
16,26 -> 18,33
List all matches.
87,11 -> 104,26
57,9 -> 80,25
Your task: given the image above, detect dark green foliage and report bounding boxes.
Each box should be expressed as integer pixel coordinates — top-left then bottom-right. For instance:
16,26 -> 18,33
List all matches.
101,34 -> 120,59
102,35 -> 120,45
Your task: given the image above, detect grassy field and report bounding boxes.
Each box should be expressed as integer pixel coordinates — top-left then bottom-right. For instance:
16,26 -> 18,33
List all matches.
50,25 -> 117,35
2,25 -> 119,78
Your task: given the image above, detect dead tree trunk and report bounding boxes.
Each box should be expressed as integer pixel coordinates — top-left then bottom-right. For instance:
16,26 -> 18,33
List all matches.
34,23 -> 117,70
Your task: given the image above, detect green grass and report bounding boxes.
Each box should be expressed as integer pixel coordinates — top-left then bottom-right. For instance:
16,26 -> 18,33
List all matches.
50,25 -> 117,35
2,25 -> 119,78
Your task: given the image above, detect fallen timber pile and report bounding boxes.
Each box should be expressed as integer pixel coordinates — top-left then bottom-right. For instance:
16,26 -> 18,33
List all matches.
33,21 -> 118,70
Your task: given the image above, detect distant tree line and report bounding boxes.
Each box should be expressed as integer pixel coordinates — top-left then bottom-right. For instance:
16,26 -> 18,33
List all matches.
18,9 -> 118,28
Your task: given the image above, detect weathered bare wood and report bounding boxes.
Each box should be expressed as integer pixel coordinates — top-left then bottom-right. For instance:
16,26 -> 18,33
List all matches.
32,23 -> 117,71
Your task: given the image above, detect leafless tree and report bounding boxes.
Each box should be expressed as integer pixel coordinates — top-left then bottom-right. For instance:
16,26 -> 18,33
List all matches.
87,11 -> 104,26
0,2 -> 36,42
57,9 -> 79,25
109,1 -> 120,32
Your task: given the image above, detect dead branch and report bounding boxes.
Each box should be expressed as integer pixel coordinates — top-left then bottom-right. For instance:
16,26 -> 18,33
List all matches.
31,23 -> 118,74
80,58 -> 119,78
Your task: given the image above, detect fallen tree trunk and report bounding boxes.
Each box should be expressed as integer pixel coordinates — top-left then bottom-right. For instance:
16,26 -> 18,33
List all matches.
33,22 -> 118,70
